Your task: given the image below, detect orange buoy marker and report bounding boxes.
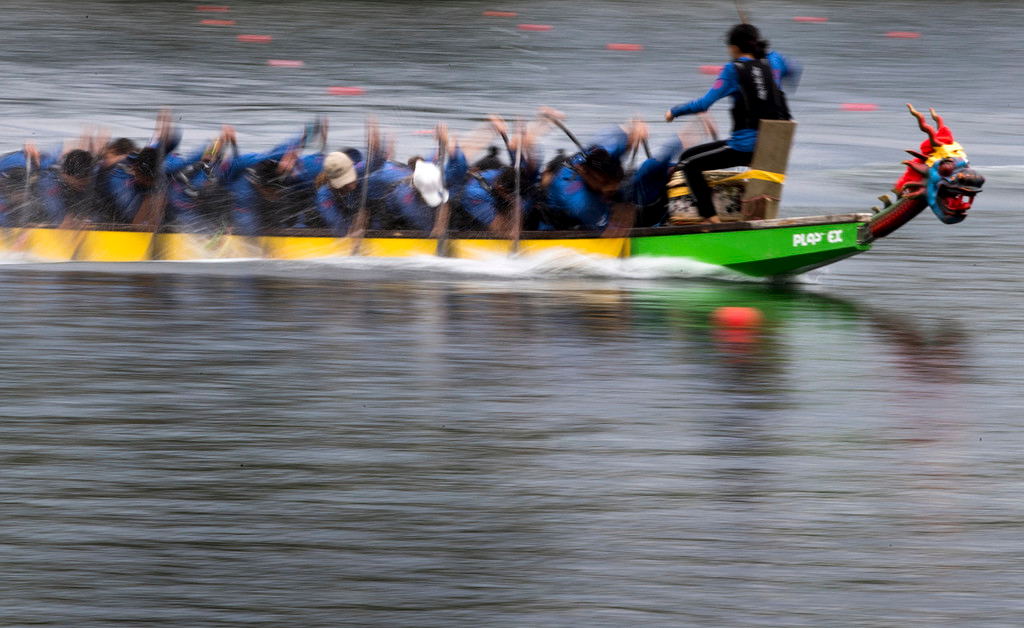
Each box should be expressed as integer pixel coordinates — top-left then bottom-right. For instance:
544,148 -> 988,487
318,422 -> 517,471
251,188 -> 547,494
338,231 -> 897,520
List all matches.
482,10 -> 517,17
518,23 -> 553,31
327,86 -> 365,96
237,34 -> 272,43
196,5 -> 230,11
200,19 -> 235,25
606,43 -> 644,51
793,16 -> 828,23
699,64 -> 724,75
841,103 -> 880,112
268,59 -> 304,68
712,307 -> 764,328
886,31 -> 921,38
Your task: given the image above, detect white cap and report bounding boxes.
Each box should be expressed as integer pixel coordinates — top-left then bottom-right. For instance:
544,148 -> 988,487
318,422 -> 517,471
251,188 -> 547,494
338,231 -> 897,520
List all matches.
412,160 -> 449,207
323,151 -> 357,189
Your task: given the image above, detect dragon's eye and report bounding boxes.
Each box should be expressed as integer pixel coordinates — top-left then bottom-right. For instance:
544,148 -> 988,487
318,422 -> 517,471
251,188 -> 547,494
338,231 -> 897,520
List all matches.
937,159 -> 955,177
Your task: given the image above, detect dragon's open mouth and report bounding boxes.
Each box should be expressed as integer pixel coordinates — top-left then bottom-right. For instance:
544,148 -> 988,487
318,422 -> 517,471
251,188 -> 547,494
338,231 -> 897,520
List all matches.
936,169 -> 984,214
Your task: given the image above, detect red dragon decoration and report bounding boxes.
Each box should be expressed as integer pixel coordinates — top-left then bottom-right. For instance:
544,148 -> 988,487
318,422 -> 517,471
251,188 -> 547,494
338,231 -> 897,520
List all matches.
866,104 -> 984,240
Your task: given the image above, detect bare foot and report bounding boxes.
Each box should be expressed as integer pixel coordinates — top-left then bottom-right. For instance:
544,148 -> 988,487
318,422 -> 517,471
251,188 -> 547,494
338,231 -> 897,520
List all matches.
702,215 -> 721,224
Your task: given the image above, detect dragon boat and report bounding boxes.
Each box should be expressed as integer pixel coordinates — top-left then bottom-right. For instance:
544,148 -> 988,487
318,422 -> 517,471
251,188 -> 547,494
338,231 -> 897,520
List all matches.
0,105 -> 983,279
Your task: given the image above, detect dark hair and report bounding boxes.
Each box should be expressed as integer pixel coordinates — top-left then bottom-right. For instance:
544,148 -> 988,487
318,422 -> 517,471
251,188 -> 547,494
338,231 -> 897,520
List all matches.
341,147 -> 363,165
132,147 -> 160,179
727,23 -> 768,59
253,159 -> 285,187
107,137 -> 139,156
582,146 -> 624,182
473,145 -> 504,171
62,149 -> 94,179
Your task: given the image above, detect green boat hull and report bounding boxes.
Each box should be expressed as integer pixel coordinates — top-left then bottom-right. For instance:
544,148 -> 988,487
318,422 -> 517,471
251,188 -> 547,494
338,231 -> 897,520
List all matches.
628,213 -> 873,277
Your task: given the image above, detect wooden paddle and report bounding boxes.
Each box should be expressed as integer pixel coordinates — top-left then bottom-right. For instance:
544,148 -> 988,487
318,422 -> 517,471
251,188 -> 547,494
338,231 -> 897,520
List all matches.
429,124 -> 451,256
348,118 -> 376,256
541,109 -> 585,151
510,124 -> 524,253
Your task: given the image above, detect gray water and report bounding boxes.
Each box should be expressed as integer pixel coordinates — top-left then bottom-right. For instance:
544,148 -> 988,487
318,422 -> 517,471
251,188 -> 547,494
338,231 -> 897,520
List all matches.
2,1 -> 1023,626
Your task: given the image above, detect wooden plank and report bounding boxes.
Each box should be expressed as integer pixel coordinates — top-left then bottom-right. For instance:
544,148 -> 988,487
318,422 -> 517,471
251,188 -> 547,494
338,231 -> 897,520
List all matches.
742,120 -> 797,220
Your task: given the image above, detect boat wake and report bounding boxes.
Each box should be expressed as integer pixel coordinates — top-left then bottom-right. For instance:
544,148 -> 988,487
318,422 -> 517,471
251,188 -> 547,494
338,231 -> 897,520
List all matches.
0,248 -> 771,283
251,249 -> 772,283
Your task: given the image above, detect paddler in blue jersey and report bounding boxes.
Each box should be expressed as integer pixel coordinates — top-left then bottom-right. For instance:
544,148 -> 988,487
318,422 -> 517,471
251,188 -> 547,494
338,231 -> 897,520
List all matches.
218,121 -> 322,234
534,119 -> 646,230
365,124 -> 467,231
36,147 -> 96,225
665,23 -> 796,223
93,137 -> 139,223
0,145 -> 46,225
107,110 -> 187,224
454,116 -> 540,232
625,133 -> 685,227
166,126 -> 237,229
313,120 -> 386,233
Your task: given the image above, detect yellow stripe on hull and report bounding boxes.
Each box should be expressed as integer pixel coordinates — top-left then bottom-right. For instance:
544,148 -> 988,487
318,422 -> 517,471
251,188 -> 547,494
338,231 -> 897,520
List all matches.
20,227 -> 84,261
360,238 -> 438,258
154,233 -> 262,260
2,228 -> 629,262
75,230 -> 154,262
448,239 -> 514,260
261,235 -> 353,259
517,237 -> 628,259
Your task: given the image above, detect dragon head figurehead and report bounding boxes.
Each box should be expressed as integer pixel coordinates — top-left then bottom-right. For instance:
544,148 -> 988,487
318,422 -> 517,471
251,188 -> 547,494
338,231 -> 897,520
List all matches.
894,104 -> 984,224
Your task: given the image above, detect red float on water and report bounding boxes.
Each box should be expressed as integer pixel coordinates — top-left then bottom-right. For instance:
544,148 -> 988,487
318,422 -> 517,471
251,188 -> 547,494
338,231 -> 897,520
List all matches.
606,43 -> 644,51
517,23 -> 553,31
482,10 -> 517,17
267,59 -> 304,68
200,19 -> 235,25
711,307 -> 764,329
237,34 -> 272,43
196,5 -> 229,11
841,103 -> 880,112
699,64 -> 723,75
793,16 -> 828,23
327,86 -> 365,96
886,31 -> 921,38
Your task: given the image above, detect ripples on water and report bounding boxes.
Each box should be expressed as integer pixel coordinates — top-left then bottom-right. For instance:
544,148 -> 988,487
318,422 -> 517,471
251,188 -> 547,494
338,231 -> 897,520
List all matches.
2,1 -> 1023,626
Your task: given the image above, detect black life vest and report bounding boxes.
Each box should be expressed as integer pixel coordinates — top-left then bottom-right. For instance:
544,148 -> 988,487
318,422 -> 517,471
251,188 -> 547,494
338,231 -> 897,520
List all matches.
731,58 -> 791,132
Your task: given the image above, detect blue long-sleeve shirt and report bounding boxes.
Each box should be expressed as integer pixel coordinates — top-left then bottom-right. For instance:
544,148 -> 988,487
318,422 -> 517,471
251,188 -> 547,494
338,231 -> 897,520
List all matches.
313,144 -> 389,232
108,131 -> 186,222
365,148 -> 468,230
543,126 -> 629,230
670,51 -> 798,152
458,146 -> 539,228
221,135 -> 305,234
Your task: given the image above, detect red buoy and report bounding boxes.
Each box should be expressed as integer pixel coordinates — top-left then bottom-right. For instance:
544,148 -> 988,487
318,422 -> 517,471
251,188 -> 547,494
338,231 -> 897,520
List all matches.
886,31 -> 921,38
840,103 -> 879,111
327,86 -> 365,96
711,307 -> 764,328
200,19 -> 235,25
517,23 -> 553,31
699,64 -> 723,75
482,10 -> 517,17
237,34 -> 272,43
267,59 -> 304,67
606,43 -> 644,51
793,16 -> 828,23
